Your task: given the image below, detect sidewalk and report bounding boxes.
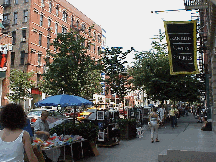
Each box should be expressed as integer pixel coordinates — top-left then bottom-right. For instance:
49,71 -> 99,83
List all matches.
82,113 -> 216,162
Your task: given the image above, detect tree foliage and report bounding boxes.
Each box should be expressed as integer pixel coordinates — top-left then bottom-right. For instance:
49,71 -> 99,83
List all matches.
7,69 -> 35,104
39,29 -> 103,99
129,31 -> 203,103
103,47 -> 134,106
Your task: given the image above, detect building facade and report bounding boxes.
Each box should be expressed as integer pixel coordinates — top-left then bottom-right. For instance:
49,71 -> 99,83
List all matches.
184,0 -> 216,132
1,0 -> 102,107
0,5 -> 12,106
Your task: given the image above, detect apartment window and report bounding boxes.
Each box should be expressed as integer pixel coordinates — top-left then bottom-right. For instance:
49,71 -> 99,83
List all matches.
48,19 -> 51,27
55,23 -> 58,34
88,42 -> 91,50
23,10 -> 28,22
14,12 -> 18,24
15,0 -> 18,4
39,33 -> 42,46
81,23 -> 86,31
12,31 -> 16,44
88,28 -> 91,36
71,15 -> 73,27
98,47 -> 100,54
37,74 -> 41,84
20,51 -> 25,65
24,0 -> 28,3
40,15 -> 43,26
49,2 -> 52,13
56,6 -> 59,16
22,29 -> 26,38
47,37 -> 50,49
93,45 -> 95,53
4,0 -> 10,4
76,20 -> 79,28
62,26 -> 67,34
11,52 -> 15,66
98,35 -> 101,42
63,11 -> 67,22
3,14 -> 9,21
41,0 -> 43,4
38,54 -> 41,65
94,32 -> 96,40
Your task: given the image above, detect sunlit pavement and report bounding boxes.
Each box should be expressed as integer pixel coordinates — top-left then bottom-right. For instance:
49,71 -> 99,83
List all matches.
82,113 -> 216,162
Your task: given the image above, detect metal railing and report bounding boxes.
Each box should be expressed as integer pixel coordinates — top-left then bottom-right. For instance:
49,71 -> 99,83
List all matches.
184,0 -> 208,9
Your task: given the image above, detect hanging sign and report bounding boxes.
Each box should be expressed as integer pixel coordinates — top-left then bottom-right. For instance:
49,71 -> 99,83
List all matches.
164,21 -> 199,75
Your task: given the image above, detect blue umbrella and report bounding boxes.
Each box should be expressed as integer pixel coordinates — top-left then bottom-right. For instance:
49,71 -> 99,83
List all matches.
34,94 -> 93,107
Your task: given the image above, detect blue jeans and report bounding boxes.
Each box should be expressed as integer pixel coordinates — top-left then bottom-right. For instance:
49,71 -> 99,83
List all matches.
170,116 -> 175,128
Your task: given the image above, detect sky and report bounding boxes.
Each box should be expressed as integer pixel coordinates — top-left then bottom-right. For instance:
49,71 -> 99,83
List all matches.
68,0 -> 198,64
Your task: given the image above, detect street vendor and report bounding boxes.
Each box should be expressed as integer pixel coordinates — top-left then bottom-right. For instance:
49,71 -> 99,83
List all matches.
34,111 -> 50,141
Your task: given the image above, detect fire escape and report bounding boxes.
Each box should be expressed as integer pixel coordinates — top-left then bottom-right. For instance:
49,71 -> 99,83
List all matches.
184,0 -> 208,101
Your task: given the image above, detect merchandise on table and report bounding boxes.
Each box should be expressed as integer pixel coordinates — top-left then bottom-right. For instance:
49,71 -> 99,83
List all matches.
32,134 -> 84,149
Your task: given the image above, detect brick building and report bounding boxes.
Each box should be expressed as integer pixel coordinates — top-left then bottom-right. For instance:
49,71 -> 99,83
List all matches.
0,5 -> 12,106
1,0 -> 102,107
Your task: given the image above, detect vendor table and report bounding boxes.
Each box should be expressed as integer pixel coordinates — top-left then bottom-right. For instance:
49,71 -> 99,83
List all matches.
41,140 -> 94,162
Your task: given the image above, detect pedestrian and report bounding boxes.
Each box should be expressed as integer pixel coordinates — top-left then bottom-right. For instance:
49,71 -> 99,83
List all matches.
0,103 -> 38,162
197,105 -> 202,123
158,105 -> 165,126
185,105 -> 189,116
149,107 -> 160,143
34,110 -> 50,141
174,105 -> 179,127
169,105 -> 175,129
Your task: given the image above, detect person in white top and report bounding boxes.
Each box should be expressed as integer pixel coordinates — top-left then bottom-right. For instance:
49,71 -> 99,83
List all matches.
0,103 -> 38,162
158,105 -> 165,126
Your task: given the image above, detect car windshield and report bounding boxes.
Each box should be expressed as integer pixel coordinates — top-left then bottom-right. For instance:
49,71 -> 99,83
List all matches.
28,111 -> 42,116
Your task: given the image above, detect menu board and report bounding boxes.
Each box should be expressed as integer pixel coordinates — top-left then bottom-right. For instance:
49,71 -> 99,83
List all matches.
164,21 -> 199,75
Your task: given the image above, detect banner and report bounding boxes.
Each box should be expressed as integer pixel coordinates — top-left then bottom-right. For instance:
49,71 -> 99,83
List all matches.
164,21 -> 199,75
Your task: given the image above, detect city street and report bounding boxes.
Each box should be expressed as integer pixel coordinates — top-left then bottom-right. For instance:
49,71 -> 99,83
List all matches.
82,113 -> 216,162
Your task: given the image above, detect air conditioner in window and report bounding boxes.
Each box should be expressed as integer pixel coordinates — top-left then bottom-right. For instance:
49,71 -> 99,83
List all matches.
21,38 -> 26,42
41,4 -> 45,8
48,27 -> 53,31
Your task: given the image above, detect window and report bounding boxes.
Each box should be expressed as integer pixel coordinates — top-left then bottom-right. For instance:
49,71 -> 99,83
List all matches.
40,15 -> 43,26
20,51 -> 25,65
56,6 -> 59,16
55,23 -> 58,34
63,11 -> 67,22
38,54 -> 41,65
49,2 -> 52,13
48,19 -> 51,27
24,0 -> 28,3
98,35 -> 101,42
3,14 -> 9,21
22,30 -> 26,39
11,52 -> 15,66
12,31 -> 16,44
81,23 -> 86,31
4,0 -> 10,4
47,37 -> 50,49
37,74 -> 41,84
88,42 -> 91,50
41,0 -> 43,4
14,12 -> 18,24
98,47 -> 100,54
39,33 -> 42,46
62,26 -> 67,34
23,10 -> 28,22
88,28 -> 91,36
71,16 -> 73,27
94,32 -> 96,40
76,20 -> 79,28
93,44 -> 95,53
15,0 -> 18,4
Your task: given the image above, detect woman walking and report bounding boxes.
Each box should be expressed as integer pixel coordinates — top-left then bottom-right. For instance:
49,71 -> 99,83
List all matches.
150,107 -> 160,143
0,103 -> 38,162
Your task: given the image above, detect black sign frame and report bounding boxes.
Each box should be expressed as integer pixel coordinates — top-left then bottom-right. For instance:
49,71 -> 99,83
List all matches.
164,21 -> 199,75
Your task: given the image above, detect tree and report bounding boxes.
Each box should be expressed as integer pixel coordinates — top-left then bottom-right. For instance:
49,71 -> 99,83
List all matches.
39,29 -> 103,99
103,47 -> 133,117
7,69 -> 35,104
129,31 -> 203,103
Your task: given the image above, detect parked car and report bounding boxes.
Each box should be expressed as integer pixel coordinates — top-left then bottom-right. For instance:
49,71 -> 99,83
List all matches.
27,108 -> 70,129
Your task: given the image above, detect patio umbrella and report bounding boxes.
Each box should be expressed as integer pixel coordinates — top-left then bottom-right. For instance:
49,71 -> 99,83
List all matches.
34,94 -> 93,107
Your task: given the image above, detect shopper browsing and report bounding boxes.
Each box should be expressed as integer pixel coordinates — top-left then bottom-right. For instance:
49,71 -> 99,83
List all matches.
0,103 -> 38,162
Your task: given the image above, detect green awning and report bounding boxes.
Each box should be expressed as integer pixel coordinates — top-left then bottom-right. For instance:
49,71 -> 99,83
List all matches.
0,23 -> 4,29
0,71 -> 6,78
